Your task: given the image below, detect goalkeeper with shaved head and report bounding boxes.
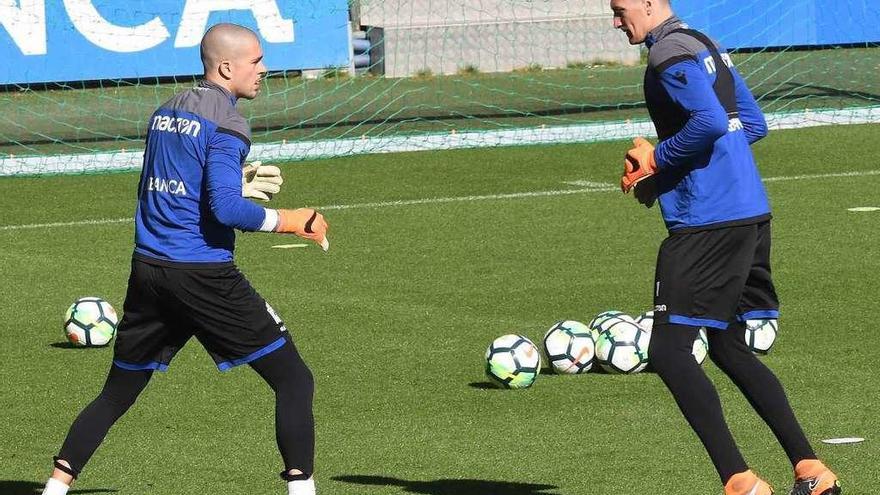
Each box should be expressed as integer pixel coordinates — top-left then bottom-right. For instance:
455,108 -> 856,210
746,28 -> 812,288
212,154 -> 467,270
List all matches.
41,23 -> 326,495
610,1 -> 840,494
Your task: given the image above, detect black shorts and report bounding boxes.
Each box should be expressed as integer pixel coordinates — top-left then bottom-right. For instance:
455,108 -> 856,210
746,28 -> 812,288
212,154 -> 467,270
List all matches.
653,221 -> 779,330
112,256 -> 290,372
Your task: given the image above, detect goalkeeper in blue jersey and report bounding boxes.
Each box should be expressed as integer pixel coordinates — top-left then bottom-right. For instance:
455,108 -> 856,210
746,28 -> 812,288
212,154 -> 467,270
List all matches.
41,24 -> 326,495
610,1 -> 840,494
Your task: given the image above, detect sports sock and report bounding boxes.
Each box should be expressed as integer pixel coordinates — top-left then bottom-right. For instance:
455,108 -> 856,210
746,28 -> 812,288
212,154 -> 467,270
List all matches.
287,477 -> 316,495
708,322 -> 816,466
649,323 -> 748,483
41,478 -> 69,495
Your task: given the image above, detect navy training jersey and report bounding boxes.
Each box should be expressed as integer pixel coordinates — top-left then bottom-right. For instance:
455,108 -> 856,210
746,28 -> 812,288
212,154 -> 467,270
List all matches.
644,16 -> 771,232
133,81 -> 266,263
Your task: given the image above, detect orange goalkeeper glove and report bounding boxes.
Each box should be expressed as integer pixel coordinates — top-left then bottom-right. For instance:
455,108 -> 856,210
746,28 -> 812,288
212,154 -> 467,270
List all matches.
276,208 -> 329,251
620,137 -> 658,193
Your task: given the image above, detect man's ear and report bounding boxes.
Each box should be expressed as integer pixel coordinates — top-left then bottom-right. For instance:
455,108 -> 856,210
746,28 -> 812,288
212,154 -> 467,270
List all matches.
218,60 -> 232,80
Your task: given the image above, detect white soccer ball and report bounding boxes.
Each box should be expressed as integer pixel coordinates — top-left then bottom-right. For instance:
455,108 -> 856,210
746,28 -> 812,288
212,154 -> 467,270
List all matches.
692,327 -> 708,365
485,334 -> 541,388
595,316 -> 651,374
635,310 -> 708,365
634,310 -> 654,331
744,319 -> 778,354
542,320 -> 595,374
588,310 -> 632,341
64,297 -> 118,347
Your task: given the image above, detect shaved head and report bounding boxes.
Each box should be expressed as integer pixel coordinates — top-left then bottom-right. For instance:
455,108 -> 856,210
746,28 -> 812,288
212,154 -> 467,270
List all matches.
610,0 -> 674,45
200,23 -> 267,100
200,23 -> 259,72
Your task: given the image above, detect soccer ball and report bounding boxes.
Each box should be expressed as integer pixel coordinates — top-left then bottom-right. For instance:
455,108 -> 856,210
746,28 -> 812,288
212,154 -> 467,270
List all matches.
636,310 -> 708,365
692,328 -> 708,365
595,316 -> 651,374
64,297 -> 118,347
485,334 -> 541,389
744,319 -> 778,354
633,310 -> 654,331
542,320 -> 595,374
588,310 -> 631,341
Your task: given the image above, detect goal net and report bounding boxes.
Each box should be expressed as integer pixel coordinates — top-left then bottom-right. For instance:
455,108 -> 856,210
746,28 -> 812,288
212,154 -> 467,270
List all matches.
1,0 -> 877,175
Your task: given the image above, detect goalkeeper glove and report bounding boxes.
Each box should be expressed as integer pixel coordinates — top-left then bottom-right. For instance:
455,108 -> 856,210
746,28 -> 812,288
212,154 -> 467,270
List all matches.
276,208 -> 330,251
242,161 -> 283,201
620,137 -> 658,193
633,175 -> 657,208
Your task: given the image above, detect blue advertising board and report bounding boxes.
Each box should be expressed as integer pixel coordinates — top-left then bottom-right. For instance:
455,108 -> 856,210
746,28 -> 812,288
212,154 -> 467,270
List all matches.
0,0 -> 351,84
676,0 -> 880,49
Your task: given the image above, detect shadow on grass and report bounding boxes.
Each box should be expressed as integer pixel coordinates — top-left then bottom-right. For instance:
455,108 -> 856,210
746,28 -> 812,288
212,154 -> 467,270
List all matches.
470,366 -> 657,389
539,367 -> 565,376
49,342 -> 109,349
0,481 -> 116,495
333,475 -> 559,495
470,367 -> 590,389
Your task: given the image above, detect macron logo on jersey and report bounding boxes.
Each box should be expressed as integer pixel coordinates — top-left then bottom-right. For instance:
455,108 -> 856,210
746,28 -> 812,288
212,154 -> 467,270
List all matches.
151,115 -> 202,137
147,176 -> 187,196
702,53 -> 733,74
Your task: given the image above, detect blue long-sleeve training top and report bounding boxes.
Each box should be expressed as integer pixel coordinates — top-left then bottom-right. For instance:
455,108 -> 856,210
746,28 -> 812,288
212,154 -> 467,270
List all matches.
133,80 -> 266,264
644,16 -> 772,232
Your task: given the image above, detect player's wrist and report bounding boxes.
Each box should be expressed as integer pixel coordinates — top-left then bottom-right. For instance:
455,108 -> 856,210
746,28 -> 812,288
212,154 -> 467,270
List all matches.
651,145 -> 665,170
259,208 -> 279,232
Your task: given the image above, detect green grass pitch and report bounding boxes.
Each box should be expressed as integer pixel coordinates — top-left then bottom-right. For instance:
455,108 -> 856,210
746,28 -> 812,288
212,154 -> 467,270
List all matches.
0,124 -> 877,494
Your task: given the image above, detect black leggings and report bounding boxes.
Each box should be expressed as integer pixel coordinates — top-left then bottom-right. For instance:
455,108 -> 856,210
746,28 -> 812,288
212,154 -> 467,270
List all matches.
56,363 -> 152,474
250,340 -> 315,479
648,322 -> 815,484
56,341 -> 315,478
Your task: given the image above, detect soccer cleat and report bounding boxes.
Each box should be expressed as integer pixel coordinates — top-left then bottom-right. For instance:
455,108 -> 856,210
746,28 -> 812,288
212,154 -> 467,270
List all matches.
725,470 -> 773,495
789,460 -> 841,495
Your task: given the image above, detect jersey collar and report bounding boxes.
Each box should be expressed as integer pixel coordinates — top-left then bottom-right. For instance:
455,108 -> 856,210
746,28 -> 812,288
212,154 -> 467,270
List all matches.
198,80 -> 238,106
645,15 -> 688,48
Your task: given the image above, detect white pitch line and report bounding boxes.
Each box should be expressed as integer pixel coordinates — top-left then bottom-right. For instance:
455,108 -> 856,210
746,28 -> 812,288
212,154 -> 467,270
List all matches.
271,243 -> 309,249
762,170 -> 880,182
2,168 -> 879,232
821,437 -> 865,445
0,217 -> 131,231
562,180 -> 614,188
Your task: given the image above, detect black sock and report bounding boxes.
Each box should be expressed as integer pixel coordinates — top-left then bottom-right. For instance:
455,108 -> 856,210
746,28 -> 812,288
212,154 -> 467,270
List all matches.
708,322 -> 816,466
649,323 -> 748,484
250,339 -> 316,478
57,364 -> 153,474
